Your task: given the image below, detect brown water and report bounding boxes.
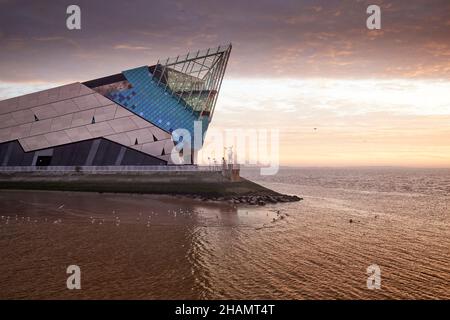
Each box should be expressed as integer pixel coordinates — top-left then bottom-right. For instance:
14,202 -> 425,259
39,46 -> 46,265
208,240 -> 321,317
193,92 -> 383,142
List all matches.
0,167 -> 449,299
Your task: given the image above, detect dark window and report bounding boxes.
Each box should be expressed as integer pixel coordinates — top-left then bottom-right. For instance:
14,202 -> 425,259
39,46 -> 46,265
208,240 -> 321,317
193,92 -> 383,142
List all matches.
36,156 -> 52,166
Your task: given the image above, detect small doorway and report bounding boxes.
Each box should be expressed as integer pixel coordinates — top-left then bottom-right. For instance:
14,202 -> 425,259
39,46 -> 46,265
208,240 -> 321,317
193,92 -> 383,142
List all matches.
36,156 -> 52,166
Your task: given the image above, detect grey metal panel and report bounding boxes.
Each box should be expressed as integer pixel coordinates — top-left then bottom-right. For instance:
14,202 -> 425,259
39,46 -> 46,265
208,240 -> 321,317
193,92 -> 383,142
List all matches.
0,138 -> 168,166
114,107 -> 134,118
71,109 -> 96,127
65,126 -> 93,142
59,83 -> 83,100
0,142 -> 8,165
86,121 -> 115,137
52,143 -> 74,165
121,147 -> 166,165
20,135 -> 51,151
0,97 -> 19,115
104,132 -> 132,146
30,118 -> 53,136
51,139 -> 93,165
51,114 -> 73,131
130,116 -> 153,129
21,151 -> 34,166
85,138 -> 101,166
44,131 -> 72,147
52,99 -> 80,116
0,128 -> 11,142
125,128 -> 155,145
32,103 -> 58,120
1,142 -> 14,166
0,113 -> 18,129
93,104 -> 117,122
72,94 -> 100,111
6,141 -> 28,166
10,123 -> 32,140
109,117 -> 139,133
72,140 -> 93,165
114,146 -> 127,165
92,139 -> 120,165
11,108 -> 35,125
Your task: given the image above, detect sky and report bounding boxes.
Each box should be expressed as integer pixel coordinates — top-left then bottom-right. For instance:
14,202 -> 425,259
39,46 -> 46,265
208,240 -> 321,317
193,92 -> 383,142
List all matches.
0,0 -> 449,167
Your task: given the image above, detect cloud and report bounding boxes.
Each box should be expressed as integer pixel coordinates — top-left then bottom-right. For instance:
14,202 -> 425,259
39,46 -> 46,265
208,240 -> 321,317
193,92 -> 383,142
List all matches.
114,44 -> 152,51
0,0 -> 449,81
207,77 -> 450,166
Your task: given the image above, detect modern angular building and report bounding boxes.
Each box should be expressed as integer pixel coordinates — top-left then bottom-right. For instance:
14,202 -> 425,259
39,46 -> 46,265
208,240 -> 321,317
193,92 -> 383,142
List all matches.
0,44 -> 231,167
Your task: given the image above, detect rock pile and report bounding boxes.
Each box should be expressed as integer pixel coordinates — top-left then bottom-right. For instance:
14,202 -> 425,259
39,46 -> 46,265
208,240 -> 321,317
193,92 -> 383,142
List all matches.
189,194 -> 302,206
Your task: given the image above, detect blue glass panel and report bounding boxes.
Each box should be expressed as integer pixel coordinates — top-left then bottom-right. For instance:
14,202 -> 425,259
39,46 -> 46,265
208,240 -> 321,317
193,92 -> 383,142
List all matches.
108,66 -> 209,146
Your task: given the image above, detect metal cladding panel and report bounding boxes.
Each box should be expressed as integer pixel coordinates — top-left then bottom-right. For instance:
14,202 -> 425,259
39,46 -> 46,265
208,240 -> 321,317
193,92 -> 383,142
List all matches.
7,141 -> 32,166
51,114 -> 73,131
20,135 -> 50,151
141,140 -> 166,157
0,83 -> 85,116
105,132 -> 132,146
30,118 -> 53,136
10,123 -> 32,140
93,93 -> 114,106
0,97 -> 19,115
37,89 -> 51,106
59,83 -> 83,100
52,99 -> 80,116
71,109 -> 96,127
149,126 -> 171,141
44,131 -> 72,146
121,147 -> 166,165
0,113 -> 17,129
130,116 -> 153,129
0,128 -> 10,142
109,117 -> 139,133
114,105 -> 135,118
0,80 -> 178,162
11,108 -> 35,124
94,104 -> 117,122
65,126 -> 94,142
32,103 -> 59,120
73,94 -> 102,111
125,128 -> 155,145
86,121 -> 115,137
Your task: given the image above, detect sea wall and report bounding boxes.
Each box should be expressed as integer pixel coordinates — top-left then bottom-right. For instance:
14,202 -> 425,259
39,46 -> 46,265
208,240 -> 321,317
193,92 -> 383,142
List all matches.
0,171 -> 301,205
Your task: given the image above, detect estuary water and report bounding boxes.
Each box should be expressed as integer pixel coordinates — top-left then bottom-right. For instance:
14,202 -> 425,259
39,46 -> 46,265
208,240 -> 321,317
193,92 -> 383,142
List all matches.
0,167 -> 449,299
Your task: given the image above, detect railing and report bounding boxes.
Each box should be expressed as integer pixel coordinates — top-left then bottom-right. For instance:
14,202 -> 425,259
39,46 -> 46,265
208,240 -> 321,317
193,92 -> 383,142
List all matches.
0,165 -> 223,173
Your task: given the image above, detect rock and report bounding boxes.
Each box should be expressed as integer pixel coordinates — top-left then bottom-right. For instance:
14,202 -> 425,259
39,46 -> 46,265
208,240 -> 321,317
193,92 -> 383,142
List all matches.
267,196 -> 277,203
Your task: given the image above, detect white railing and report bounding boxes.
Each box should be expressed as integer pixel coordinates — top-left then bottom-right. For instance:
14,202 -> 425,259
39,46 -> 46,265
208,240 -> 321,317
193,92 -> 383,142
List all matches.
0,165 -> 223,173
